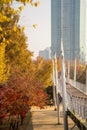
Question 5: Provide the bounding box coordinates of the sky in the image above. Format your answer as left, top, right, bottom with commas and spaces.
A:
18, 0, 51, 59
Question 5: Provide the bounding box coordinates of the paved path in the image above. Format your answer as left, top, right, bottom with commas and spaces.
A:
29, 106, 79, 130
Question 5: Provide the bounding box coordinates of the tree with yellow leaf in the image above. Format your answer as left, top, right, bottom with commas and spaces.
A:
33, 57, 53, 88
0, 43, 9, 83
0, 0, 40, 83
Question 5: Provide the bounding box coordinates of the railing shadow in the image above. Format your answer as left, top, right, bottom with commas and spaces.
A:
27, 118, 34, 130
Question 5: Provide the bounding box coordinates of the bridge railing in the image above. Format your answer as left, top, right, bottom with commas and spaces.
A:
67, 93, 87, 121
69, 79, 86, 94
58, 78, 87, 121
58, 79, 62, 94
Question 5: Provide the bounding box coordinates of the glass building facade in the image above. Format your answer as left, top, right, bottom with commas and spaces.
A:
51, 0, 87, 62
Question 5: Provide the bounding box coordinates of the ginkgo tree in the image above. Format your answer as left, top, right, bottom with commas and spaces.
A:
0, 43, 9, 83
0, 0, 40, 6
33, 57, 53, 88
0, 0, 51, 126
0, 0, 40, 83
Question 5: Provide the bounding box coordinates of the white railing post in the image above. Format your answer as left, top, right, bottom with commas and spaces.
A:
61, 42, 68, 130
61, 0, 68, 129
54, 54, 60, 124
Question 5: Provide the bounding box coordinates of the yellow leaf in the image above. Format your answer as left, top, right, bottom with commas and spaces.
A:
19, 5, 24, 11
34, 1, 40, 7
32, 24, 38, 29
0, 26, 2, 31
13, 26, 17, 32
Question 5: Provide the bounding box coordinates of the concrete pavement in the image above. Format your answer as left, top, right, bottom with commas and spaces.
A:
29, 106, 79, 130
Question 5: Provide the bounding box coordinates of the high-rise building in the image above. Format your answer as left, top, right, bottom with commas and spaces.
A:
51, 0, 87, 62
39, 47, 51, 60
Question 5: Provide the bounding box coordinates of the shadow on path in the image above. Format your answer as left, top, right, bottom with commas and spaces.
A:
0, 111, 34, 130
19, 112, 34, 130
30, 108, 79, 130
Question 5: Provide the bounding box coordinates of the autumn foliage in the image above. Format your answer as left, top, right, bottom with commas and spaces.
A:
67, 61, 86, 84
0, 0, 52, 125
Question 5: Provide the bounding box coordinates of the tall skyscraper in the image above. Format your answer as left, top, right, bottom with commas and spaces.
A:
51, 0, 87, 62
39, 47, 51, 60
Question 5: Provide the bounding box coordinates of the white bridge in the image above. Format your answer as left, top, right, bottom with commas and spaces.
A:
58, 78, 87, 129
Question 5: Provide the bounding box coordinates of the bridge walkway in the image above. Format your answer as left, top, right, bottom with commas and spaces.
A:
66, 83, 87, 129
58, 78, 87, 129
